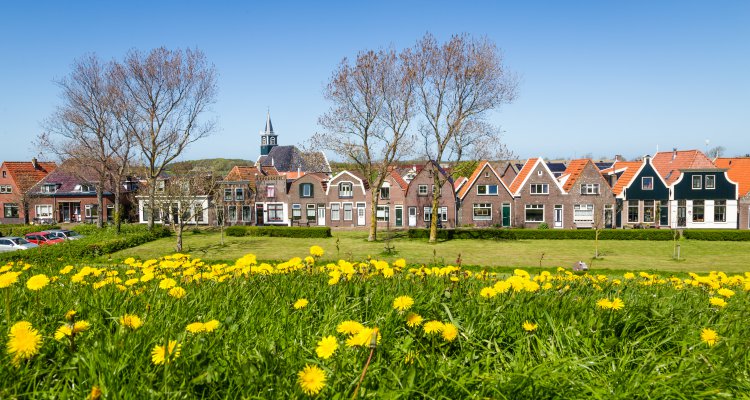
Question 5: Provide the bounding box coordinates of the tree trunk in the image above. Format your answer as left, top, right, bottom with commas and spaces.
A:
96, 188, 104, 228
175, 223, 183, 252
148, 177, 156, 230
428, 170, 441, 243
368, 191, 379, 242
114, 185, 122, 234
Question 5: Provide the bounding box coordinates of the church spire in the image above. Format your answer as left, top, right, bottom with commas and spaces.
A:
260, 109, 278, 156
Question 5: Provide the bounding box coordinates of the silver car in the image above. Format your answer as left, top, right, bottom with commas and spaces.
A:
0, 237, 40, 252
43, 229, 84, 241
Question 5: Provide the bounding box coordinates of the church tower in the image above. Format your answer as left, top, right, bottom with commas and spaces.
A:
260, 110, 278, 156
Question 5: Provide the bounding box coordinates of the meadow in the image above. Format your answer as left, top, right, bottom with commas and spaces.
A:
2, 246, 749, 398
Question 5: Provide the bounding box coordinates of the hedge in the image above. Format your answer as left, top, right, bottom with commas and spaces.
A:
0, 224, 60, 237
407, 228, 676, 241
225, 226, 332, 238
682, 230, 750, 241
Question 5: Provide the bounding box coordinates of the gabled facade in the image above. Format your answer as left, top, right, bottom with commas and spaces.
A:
616, 156, 670, 228
373, 170, 408, 229
287, 173, 329, 226
668, 169, 738, 229
559, 159, 616, 229
714, 157, 750, 229
136, 174, 213, 226
255, 175, 289, 226
457, 161, 514, 227
0, 159, 56, 224
326, 170, 369, 228
221, 166, 260, 226
403, 161, 456, 229
509, 158, 567, 228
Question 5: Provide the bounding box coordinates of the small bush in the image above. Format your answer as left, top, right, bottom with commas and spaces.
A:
0, 224, 60, 237
537, 222, 549, 230
225, 226, 332, 238
407, 228, 675, 241
683, 230, 750, 241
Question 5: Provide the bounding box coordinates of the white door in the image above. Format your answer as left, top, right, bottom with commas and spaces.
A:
408, 207, 417, 227
554, 205, 563, 228
317, 205, 325, 226
357, 203, 366, 226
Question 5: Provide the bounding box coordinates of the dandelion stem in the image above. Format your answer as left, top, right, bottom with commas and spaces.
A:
352, 329, 378, 399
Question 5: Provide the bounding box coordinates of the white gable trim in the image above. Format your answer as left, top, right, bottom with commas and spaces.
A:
512, 158, 566, 197
460, 162, 513, 200
617, 157, 670, 200
326, 170, 366, 195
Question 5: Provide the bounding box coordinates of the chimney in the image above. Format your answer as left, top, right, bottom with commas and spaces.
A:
32, 158, 38, 170
672, 148, 677, 161
614, 154, 622, 162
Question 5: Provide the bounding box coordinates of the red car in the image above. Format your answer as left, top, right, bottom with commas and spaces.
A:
24, 232, 65, 246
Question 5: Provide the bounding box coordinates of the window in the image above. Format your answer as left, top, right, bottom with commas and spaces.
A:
477, 185, 498, 195
530, 184, 549, 195
339, 182, 353, 198
77, 184, 94, 192
1, 171, 4, 178
224, 188, 233, 201
377, 205, 389, 222
195, 204, 206, 223
418, 184, 428, 196
628, 202, 639, 223
267, 204, 284, 222
262, 136, 267, 145
301, 183, 313, 198
241, 205, 251, 222
580, 183, 600, 195
705, 175, 715, 189
4, 203, 19, 218
642, 177, 654, 191
266, 185, 276, 198
438, 207, 448, 222
379, 185, 390, 200
270, 136, 276, 144
692, 200, 704, 222
573, 204, 594, 223
343, 203, 353, 221
292, 204, 302, 220
692, 175, 702, 190
228, 206, 237, 222
0, 185, 12, 193
330, 203, 340, 221
714, 200, 726, 222
473, 203, 492, 220
307, 204, 316, 220
525, 204, 544, 222
235, 188, 244, 201
643, 200, 655, 223
156, 180, 165, 192
84, 204, 99, 218
41, 184, 57, 194
423, 207, 432, 222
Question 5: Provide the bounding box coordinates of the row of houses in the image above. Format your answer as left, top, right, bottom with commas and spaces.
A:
2, 114, 749, 230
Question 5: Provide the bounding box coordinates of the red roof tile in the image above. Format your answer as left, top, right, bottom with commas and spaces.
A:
607, 161, 643, 196
2, 161, 57, 193
560, 159, 591, 192
652, 150, 716, 185
458, 160, 489, 198
389, 169, 409, 191
715, 157, 750, 197
508, 158, 541, 195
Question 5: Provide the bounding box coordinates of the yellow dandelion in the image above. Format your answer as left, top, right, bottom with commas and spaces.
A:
73, 320, 90, 333
168, 286, 186, 299
294, 298, 309, 310
441, 323, 458, 342
700, 328, 719, 347
0, 271, 21, 288
120, 314, 143, 330
89, 385, 102, 400
346, 327, 380, 348
392, 295, 414, 312
54, 325, 72, 340
480, 287, 497, 298
158, 278, 176, 290
7, 321, 42, 363
151, 340, 181, 365
609, 298, 625, 310
26, 274, 50, 291
709, 297, 727, 308
203, 319, 220, 332
717, 288, 735, 298
309, 245, 325, 258
315, 335, 338, 359
65, 310, 77, 321
423, 320, 444, 335
297, 364, 326, 396
336, 320, 364, 335
596, 298, 612, 309
393, 259, 406, 269
406, 313, 423, 328
186, 322, 205, 333
522, 321, 538, 332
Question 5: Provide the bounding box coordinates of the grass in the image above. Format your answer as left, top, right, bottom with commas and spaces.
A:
109, 229, 750, 273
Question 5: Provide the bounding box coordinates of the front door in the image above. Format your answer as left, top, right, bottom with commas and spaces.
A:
356, 203, 366, 226
408, 207, 417, 227
255, 205, 264, 226
502, 203, 511, 227
554, 205, 563, 228
604, 206, 613, 229
677, 200, 687, 227
659, 204, 669, 226
317, 205, 326, 226
395, 206, 403, 227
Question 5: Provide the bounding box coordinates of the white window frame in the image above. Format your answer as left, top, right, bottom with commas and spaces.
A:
4, 203, 19, 218
573, 204, 594, 223
330, 203, 340, 221
228, 205, 238, 222
339, 182, 353, 198
224, 188, 233, 201
477, 185, 498, 196
418, 184, 428, 196
692, 200, 705, 222
301, 183, 313, 198
343, 203, 353, 221
627, 201, 639, 223
524, 204, 544, 222
472, 203, 492, 220
423, 207, 432, 222
267, 203, 284, 222
379, 183, 390, 200
705, 175, 715, 190
643, 200, 655, 223
714, 200, 726, 222
530, 183, 549, 195
292, 203, 302, 220
306, 203, 316, 221
692, 175, 702, 190
266, 185, 276, 198
376, 205, 389, 222
642, 177, 654, 191
41, 184, 57, 194
580, 183, 600, 195
0, 185, 13, 193
235, 188, 244, 201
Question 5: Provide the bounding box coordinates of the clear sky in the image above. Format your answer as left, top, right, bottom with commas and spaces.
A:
1, 1, 748, 163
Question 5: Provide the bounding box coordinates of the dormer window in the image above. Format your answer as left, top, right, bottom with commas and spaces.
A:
300, 183, 313, 198
339, 182, 353, 198
76, 184, 95, 192
156, 180, 165, 193
41, 184, 57, 193
379, 183, 390, 200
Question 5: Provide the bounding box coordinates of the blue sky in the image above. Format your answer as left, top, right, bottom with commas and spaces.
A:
1, 1, 748, 163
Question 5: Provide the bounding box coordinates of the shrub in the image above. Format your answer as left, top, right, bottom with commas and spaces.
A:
407, 228, 675, 241
537, 222, 549, 230
0, 224, 60, 237
225, 226, 332, 238
683, 230, 750, 241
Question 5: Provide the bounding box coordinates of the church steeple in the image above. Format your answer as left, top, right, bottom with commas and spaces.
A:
260, 109, 278, 156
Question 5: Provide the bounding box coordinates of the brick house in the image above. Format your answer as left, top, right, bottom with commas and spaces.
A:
287, 173, 329, 226
135, 174, 214, 226
0, 159, 56, 224
714, 157, 750, 229
403, 161, 457, 229
221, 166, 261, 226
558, 159, 617, 229
508, 158, 567, 228
374, 170, 409, 229
255, 175, 290, 226
326, 170, 369, 228
456, 160, 514, 228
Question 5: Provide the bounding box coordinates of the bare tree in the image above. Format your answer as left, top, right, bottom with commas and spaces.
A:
40, 54, 123, 228
707, 146, 725, 159
407, 33, 518, 242
115, 47, 217, 230
315, 48, 414, 241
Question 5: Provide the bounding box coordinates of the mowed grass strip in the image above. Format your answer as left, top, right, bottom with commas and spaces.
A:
110, 230, 750, 273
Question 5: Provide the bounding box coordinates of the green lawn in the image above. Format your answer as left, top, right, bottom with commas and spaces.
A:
110, 229, 750, 273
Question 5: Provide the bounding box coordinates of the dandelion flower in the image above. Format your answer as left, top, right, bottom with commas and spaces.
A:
65, 310, 77, 321
309, 246, 325, 258
158, 278, 176, 290
120, 314, 143, 330
609, 298, 625, 310
168, 286, 186, 299
0, 271, 21, 288
89, 386, 102, 400
709, 297, 727, 308
59, 265, 74, 275
54, 325, 73, 340
203, 320, 220, 332
441, 323, 458, 342
423, 320, 444, 335
186, 322, 205, 333
336, 320, 364, 335
596, 298, 612, 309
393, 259, 406, 269
700, 328, 719, 347
73, 321, 90, 333
480, 287, 497, 298
297, 364, 326, 395
522, 321, 538, 332
717, 288, 735, 298
346, 327, 380, 348
315, 335, 338, 359
294, 298, 309, 310
406, 313, 423, 328
7, 321, 42, 363
26, 274, 50, 291
392, 295, 414, 312
151, 340, 181, 365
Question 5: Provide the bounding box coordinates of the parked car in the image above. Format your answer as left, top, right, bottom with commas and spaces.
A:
24, 232, 65, 246
0, 237, 39, 252
43, 229, 84, 241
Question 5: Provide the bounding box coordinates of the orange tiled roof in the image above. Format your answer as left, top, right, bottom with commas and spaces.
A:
389, 170, 409, 191
715, 157, 750, 197
224, 166, 261, 191
560, 159, 591, 192
652, 150, 716, 185
508, 158, 541, 194
2, 161, 57, 193
607, 161, 643, 196
454, 177, 468, 193
458, 160, 489, 198
284, 171, 306, 180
